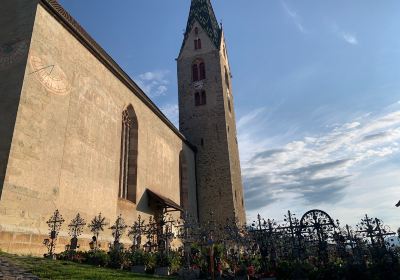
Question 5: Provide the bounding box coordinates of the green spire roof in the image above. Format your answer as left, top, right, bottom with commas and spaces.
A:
182, 0, 222, 50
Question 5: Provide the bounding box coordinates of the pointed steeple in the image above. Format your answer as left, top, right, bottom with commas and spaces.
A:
183, 0, 222, 49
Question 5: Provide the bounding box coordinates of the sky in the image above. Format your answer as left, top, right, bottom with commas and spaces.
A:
58, 0, 400, 230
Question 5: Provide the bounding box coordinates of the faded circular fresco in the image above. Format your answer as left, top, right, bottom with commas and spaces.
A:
0, 39, 29, 71
29, 53, 71, 96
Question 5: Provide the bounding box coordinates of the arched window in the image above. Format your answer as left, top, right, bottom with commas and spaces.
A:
195, 91, 206, 106
119, 105, 138, 203
201, 91, 206, 105
194, 27, 199, 35
192, 64, 199, 82
179, 151, 189, 210
199, 62, 206, 80
194, 39, 202, 50
195, 92, 200, 106
192, 60, 205, 82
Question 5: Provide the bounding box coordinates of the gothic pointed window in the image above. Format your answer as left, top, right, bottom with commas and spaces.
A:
192, 59, 205, 82
195, 92, 200, 106
192, 64, 199, 82
194, 39, 202, 50
201, 91, 206, 105
195, 91, 206, 106
119, 105, 138, 203
199, 62, 206, 80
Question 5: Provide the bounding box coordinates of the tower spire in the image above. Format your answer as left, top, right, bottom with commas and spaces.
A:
183, 0, 221, 49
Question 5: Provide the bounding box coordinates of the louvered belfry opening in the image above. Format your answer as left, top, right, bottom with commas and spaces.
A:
119, 105, 138, 203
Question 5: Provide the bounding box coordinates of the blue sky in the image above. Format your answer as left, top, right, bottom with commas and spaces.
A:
58, 0, 400, 229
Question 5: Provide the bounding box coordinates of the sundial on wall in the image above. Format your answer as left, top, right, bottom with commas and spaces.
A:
0, 39, 29, 71
29, 51, 71, 96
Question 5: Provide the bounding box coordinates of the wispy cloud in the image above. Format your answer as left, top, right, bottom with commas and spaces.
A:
332, 23, 358, 45
135, 70, 170, 98
238, 103, 400, 222
281, 1, 307, 34
160, 103, 179, 128
342, 32, 358, 45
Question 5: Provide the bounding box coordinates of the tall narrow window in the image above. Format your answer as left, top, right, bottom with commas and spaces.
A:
194, 39, 202, 50
195, 91, 206, 106
201, 91, 206, 105
228, 96, 232, 113
179, 151, 189, 210
119, 105, 138, 203
199, 62, 206, 80
195, 92, 200, 106
192, 59, 205, 82
192, 64, 199, 82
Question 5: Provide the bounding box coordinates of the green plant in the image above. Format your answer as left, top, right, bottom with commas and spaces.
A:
108, 248, 129, 269
156, 252, 170, 267
84, 250, 110, 267
129, 250, 145, 266
169, 251, 182, 273
144, 253, 157, 272
56, 250, 86, 263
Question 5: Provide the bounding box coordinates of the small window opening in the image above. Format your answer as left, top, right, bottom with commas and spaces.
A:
194, 39, 202, 50
195, 91, 206, 106
201, 138, 204, 146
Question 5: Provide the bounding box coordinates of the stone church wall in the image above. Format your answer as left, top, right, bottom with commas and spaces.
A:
0, 0, 197, 255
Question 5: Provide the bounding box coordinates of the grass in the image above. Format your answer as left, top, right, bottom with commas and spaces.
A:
0, 252, 171, 280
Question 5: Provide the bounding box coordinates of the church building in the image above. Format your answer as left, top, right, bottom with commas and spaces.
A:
0, 0, 246, 254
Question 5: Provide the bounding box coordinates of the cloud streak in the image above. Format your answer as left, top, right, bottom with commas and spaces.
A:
238, 103, 400, 216
281, 1, 307, 33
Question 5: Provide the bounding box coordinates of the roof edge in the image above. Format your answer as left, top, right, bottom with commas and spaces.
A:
39, 0, 195, 152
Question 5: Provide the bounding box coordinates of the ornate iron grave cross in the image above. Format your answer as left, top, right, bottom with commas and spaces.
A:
44, 209, 65, 257
110, 214, 127, 249
68, 213, 86, 250
88, 213, 108, 250
128, 215, 146, 251
356, 214, 395, 248
143, 216, 159, 252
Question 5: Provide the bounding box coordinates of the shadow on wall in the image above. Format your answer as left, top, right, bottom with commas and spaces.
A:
136, 191, 152, 215
0, 0, 38, 199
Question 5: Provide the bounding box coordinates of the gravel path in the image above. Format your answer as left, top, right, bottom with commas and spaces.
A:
0, 256, 39, 280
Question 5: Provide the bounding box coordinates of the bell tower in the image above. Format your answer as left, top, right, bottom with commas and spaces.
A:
177, 0, 246, 225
